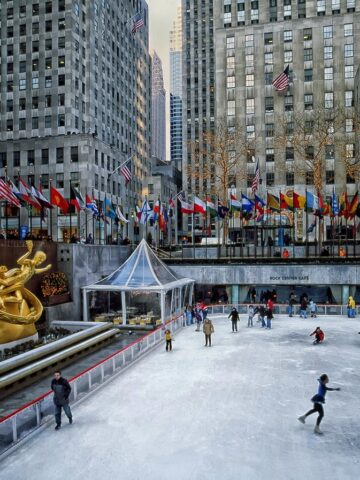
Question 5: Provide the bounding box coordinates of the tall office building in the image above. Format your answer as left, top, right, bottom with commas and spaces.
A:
0, 0, 151, 241
170, 4, 183, 172
215, 0, 360, 198
151, 50, 166, 161
182, 0, 215, 198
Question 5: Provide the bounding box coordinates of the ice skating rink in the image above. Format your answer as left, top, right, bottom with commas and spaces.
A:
1, 315, 359, 480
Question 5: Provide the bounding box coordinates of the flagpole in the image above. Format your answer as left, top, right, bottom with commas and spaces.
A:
92, 188, 96, 244
305, 189, 309, 258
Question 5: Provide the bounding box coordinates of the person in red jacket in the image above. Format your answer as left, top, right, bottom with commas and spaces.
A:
310, 327, 324, 345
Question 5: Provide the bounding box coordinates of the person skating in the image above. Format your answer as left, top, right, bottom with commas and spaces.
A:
259, 304, 266, 327
228, 307, 239, 332
203, 318, 214, 346
288, 292, 296, 317
309, 299, 317, 318
310, 327, 324, 344
265, 308, 273, 329
165, 329, 172, 351
298, 374, 341, 434
347, 296, 356, 318
300, 297, 308, 318
247, 305, 255, 327
51, 370, 73, 430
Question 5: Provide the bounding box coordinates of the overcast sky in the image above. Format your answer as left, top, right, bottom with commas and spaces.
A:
147, 0, 180, 158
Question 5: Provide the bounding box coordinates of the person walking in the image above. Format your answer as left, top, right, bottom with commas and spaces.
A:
310, 327, 324, 345
247, 305, 255, 327
298, 374, 341, 434
300, 297, 308, 318
165, 329, 172, 351
195, 308, 203, 331
203, 318, 214, 347
228, 307, 239, 332
51, 371, 73, 430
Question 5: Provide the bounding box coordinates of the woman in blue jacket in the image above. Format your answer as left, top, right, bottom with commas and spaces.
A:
298, 374, 341, 434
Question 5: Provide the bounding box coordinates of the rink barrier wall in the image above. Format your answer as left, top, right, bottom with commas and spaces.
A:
205, 303, 359, 316
0, 314, 185, 459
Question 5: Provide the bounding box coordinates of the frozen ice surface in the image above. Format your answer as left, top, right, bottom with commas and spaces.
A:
1, 315, 360, 480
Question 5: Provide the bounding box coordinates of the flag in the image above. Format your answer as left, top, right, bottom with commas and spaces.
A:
131, 12, 144, 34
194, 196, 206, 215
70, 185, 85, 212
86, 194, 99, 217
339, 192, 350, 219
293, 192, 306, 209
251, 161, 260, 193
135, 205, 141, 222
179, 198, 194, 214
241, 194, 254, 212
332, 190, 339, 216
139, 200, 152, 224
229, 193, 242, 211
120, 158, 132, 185
18, 178, 41, 209
115, 205, 128, 223
280, 192, 293, 210
104, 197, 117, 219
206, 197, 218, 217
272, 65, 290, 91
152, 199, 161, 222
0, 179, 21, 207
31, 186, 53, 209
176, 190, 186, 202
348, 192, 359, 219
255, 194, 266, 220
306, 191, 319, 213
267, 192, 280, 211
50, 185, 69, 213
307, 220, 317, 234
169, 196, 175, 209
218, 199, 229, 218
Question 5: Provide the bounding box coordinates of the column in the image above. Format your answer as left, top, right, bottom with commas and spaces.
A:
121, 291, 127, 325
82, 289, 88, 322
231, 285, 239, 305
342, 285, 350, 306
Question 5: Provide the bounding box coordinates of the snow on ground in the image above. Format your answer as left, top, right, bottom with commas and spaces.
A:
1, 314, 360, 480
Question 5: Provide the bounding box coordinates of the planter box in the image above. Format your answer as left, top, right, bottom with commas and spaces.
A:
43, 292, 71, 306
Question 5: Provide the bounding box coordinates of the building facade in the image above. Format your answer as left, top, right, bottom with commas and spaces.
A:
170, 4, 183, 173
215, 0, 360, 200
0, 0, 151, 242
151, 50, 166, 161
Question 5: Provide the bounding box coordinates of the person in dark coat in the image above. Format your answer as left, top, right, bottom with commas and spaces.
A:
51, 371, 73, 430
228, 307, 239, 332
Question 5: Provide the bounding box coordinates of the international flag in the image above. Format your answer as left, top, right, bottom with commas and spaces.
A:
115, 205, 128, 223
206, 197, 218, 217
307, 220, 317, 234
50, 185, 69, 214
152, 199, 161, 222
86, 194, 99, 217
176, 190, 186, 203
131, 12, 144, 34
120, 158, 132, 185
229, 193, 242, 211
348, 192, 359, 219
31, 186, 53, 209
255, 194, 266, 220
331, 189, 339, 216
169, 196, 175, 209
194, 196, 206, 215
140, 199, 152, 224
293, 192, 306, 209
280, 192, 293, 210
179, 198, 194, 214
218, 199, 229, 218
339, 192, 350, 219
70, 185, 86, 212
306, 191, 319, 213
272, 65, 290, 92
0, 179, 21, 207
251, 160, 260, 193
241, 194, 254, 212
135, 205, 141, 222
267, 192, 280, 211
104, 197, 117, 219
18, 178, 41, 209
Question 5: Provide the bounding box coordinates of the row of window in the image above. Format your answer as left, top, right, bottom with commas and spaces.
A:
5, 94, 65, 112
4, 1, 65, 19
4, 37, 65, 56
0, 146, 77, 169
2, 18, 66, 38
5, 56, 65, 74
5, 115, 66, 131
5, 75, 65, 92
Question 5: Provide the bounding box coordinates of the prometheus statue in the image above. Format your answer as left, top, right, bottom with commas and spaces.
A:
0, 241, 51, 345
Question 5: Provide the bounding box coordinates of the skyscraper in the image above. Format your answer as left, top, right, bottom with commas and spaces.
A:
170, 5, 183, 172
0, 0, 151, 242
151, 50, 166, 161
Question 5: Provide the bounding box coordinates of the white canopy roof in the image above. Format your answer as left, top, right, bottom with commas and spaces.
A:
83, 239, 194, 292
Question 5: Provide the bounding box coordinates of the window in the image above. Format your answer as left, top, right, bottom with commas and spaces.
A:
286, 172, 294, 186
32, 97, 39, 109
246, 74, 254, 87
56, 174, 64, 189
58, 18, 66, 30
19, 61, 27, 73
304, 49, 313, 61
305, 121, 314, 134
45, 95, 52, 108
6, 100, 13, 112
303, 28, 312, 41
19, 98, 26, 111
41, 175, 49, 189
7, 45, 14, 56
266, 148, 274, 162
265, 97, 274, 113
20, 5, 26, 18
344, 24, 353, 37
304, 68, 313, 82
325, 92, 334, 108
32, 23, 39, 35
32, 4, 39, 15
264, 33, 273, 45
45, 116, 52, 128
7, 26, 14, 38
283, 48, 293, 63
284, 30, 292, 42
266, 173, 275, 187
56, 148, 64, 163
32, 59, 39, 71
19, 79, 27, 90
20, 43, 27, 54
19, 119, 26, 130
264, 53, 273, 64
305, 171, 314, 185
345, 91, 353, 107
325, 145, 335, 158
344, 44, 353, 57
45, 39, 52, 51
45, 20, 52, 32
326, 171, 334, 184
41, 149, 49, 165
332, 0, 340, 12
223, 12, 231, 26
345, 119, 353, 132
304, 93, 313, 110
59, 0, 65, 11
227, 56, 235, 69
347, 0, 355, 11
58, 37, 66, 49
227, 76, 235, 88
265, 123, 274, 137
7, 81, 14, 93
7, 120, 13, 132
20, 24, 27, 36
323, 25, 333, 39
285, 95, 293, 111
58, 114, 65, 127
324, 67, 333, 80
317, 0, 326, 14
13, 151, 20, 168
32, 117, 39, 129
246, 125, 255, 139
227, 100, 235, 116
58, 94, 65, 106
226, 36, 235, 49
45, 76, 52, 88
245, 55, 254, 66
346, 144, 355, 159
27, 150, 35, 166
46, 58, 52, 70
265, 73, 273, 85
33, 41, 39, 53
286, 122, 294, 135
246, 98, 255, 115
345, 65, 354, 78
71, 147, 78, 163
58, 75, 65, 86
46, 2, 52, 13
58, 56, 65, 68
245, 34, 254, 47
324, 46, 333, 59
32, 77, 39, 89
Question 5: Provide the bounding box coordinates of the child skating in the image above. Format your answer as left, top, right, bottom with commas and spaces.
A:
310, 327, 324, 344
247, 305, 254, 327
298, 374, 341, 434
165, 329, 172, 351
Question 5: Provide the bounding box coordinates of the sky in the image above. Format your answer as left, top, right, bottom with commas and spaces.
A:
147, 0, 180, 159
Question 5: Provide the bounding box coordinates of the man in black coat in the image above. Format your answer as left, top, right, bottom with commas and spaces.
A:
51, 371, 73, 430
228, 307, 240, 332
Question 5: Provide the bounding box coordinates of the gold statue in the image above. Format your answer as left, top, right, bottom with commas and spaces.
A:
0, 241, 51, 345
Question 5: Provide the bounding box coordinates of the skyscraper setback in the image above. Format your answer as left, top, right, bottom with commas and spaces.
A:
151, 50, 166, 161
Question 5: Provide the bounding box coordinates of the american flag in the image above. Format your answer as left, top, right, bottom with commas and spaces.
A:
272, 65, 290, 91
176, 191, 186, 202
0, 179, 21, 207
251, 160, 260, 194
131, 12, 144, 34
120, 158, 132, 185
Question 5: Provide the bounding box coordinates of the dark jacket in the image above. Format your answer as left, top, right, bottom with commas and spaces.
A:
228, 309, 239, 322
311, 378, 335, 404
51, 377, 71, 406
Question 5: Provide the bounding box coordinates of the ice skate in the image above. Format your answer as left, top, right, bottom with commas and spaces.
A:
297, 415, 306, 424
314, 425, 323, 435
